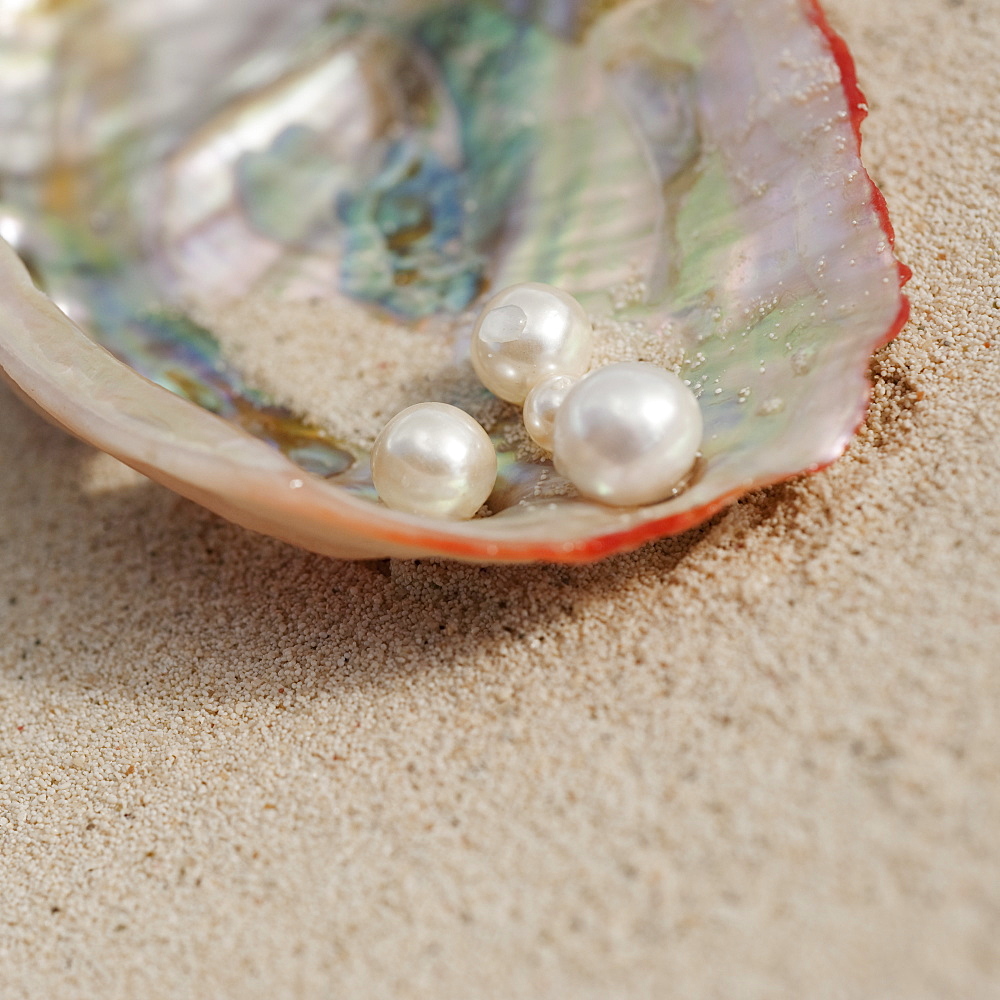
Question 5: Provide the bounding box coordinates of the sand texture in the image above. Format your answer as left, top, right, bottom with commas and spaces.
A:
2, 0, 999, 996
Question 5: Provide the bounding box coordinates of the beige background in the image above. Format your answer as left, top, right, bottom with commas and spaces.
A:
2, 0, 999, 996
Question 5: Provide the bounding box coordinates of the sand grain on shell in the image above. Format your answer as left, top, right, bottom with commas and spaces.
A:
196, 294, 492, 449
198, 289, 688, 462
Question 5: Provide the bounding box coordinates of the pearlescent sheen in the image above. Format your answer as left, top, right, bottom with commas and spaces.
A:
371, 403, 496, 519
523, 373, 577, 452
554, 362, 702, 507
471, 283, 593, 404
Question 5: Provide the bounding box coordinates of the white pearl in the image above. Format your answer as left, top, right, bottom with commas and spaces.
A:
371, 403, 497, 519
522, 373, 577, 452
553, 362, 702, 507
471, 282, 593, 404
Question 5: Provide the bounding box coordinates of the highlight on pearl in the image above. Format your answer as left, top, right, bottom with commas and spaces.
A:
371, 402, 497, 519
471, 282, 593, 404
553, 362, 703, 507
522, 373, 577, 452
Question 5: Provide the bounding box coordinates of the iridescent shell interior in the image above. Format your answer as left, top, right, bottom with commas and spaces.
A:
0, 0, 908, 561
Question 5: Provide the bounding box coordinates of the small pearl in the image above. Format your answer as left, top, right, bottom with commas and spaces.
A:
371, 403, 497, 519
471, 282, 593, 404
553, 362, 702, 507
523, 374, 576, 452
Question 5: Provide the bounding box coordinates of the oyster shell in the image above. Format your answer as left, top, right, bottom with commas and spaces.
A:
0, 0, 909, 562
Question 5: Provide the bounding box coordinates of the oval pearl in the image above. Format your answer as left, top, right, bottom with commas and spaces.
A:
553, 362, 702, 507
522, 373, 577, 452
471, 282, 593, 404
371, 403, 497, 519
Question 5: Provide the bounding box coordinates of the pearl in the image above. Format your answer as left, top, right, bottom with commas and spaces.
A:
553, 362, 702, 507
522, 373, 577, 452
371, 403, 497, 519
471, 282, 593, 404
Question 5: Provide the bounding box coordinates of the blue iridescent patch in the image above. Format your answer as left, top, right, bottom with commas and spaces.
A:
338, 140, 485, 318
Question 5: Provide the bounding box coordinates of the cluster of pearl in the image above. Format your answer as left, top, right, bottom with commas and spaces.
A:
371, 283, 703, 519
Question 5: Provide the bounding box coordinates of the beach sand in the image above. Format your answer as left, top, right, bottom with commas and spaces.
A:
1, 0, 999, 996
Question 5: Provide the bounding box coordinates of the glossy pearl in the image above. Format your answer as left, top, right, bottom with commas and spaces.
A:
371, 403, 497, 519
522, 373, 576, 452
471, 282, 593, 404
553, 362, 702, 507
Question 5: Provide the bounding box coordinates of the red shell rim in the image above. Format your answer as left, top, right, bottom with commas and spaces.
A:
382, 0, 912, 564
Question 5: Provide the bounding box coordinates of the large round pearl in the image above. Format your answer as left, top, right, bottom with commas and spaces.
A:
371, 403, 497, 519
522, 373, 576, 452
553, 362, 702, 507
471, 282, 593, 404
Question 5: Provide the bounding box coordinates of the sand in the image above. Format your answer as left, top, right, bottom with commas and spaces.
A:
198, 284, 684, 460
2, 0, 999, 996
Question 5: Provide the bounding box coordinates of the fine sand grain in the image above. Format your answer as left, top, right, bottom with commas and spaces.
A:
2, 0, 999, 997
197, 286, 685, 459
